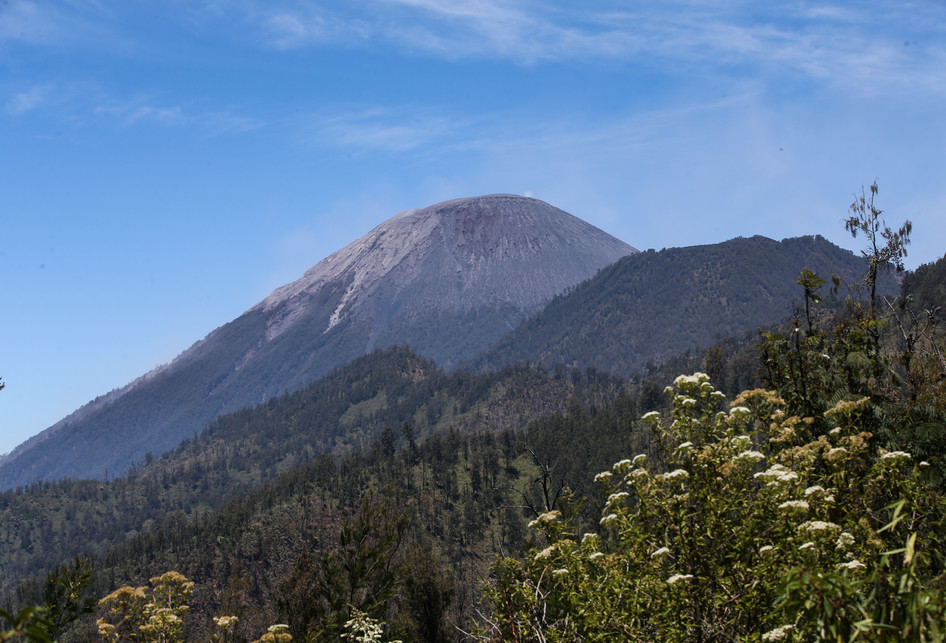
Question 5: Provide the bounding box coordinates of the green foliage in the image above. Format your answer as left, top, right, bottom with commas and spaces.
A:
762, 251, 946, 484
482, 374, 946, 641
276, 493, 407, 641
42, 555, 95, 634
0, 347, 622, 602
342, 608, 401, 643
1, 206, 942, 641
0, 606, 52, 642
845, 181, 912, 318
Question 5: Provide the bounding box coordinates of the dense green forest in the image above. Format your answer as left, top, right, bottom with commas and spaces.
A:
0, 348, 631, 600
2, 214, 945, 640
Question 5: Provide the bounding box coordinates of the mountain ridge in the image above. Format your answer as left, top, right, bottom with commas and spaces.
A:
469, 233, 900, 376
0, 195, 634, 488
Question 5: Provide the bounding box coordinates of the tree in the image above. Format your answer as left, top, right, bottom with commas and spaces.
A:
844, 181, 912, 321
276, 493, 407, 641
43, 555, 95, 634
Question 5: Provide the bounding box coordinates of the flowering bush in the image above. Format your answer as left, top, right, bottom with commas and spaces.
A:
97, 571, 193, 643
483, 374, 946, 641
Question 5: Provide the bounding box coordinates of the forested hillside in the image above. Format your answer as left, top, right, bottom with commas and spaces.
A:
0, 347, 626, 602
2, 233, 944, 640
470, 235, 899, 376
2, 362, 648, 641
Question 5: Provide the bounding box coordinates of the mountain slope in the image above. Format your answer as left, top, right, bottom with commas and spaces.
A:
0, 345, 627, 599
0, 195, 634, 489
469, 235, 899, 376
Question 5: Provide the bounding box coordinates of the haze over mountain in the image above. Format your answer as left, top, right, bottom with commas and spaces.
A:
0, 195, 634, 489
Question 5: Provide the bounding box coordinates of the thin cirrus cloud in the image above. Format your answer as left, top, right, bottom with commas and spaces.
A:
0, 0, 123, 49
5, 83, 52, 115
251, 0, 946, 95
301, 106, 468, 153
92, 98, 265, 135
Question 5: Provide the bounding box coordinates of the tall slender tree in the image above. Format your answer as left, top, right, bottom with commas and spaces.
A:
844, 181, 912, 321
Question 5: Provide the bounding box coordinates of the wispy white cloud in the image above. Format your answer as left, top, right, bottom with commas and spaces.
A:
5, 83, 52, 115
301, 105, 467, 152
96, 101, 186, 127
239, 0, 946, 97
0, 0, 121, 48
93, 98, 264, 135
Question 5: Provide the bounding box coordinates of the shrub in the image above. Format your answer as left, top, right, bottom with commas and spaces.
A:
482, 374, 946, 641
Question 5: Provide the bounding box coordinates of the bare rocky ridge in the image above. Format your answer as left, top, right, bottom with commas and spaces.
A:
0, 195, 635, 487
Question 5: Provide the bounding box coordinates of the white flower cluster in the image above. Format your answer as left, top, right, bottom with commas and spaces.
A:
836, 532, 855, 549
641, 411, 661, 423
733, 450, 765, 464
666, 573, 694, 585
213, 616, 239, 629
881, 451, 912, 464
594, 471, 613, 483
341, 611, 384, 642
613, 459, 633, 474
837, 559, 866, 571
528, 510, 561, 528
535, 546, 555, 561
778, 500, 810, 514
673, 373, 710, 388
762, 624, 794, 641
798, 520, 840, 533
729, 406, 752, 422
651, 546, 671, 558
606, 492, 629, 507
755, 463, 799, 486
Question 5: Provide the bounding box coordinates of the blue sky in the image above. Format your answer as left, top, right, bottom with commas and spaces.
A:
2, 0, 945, 456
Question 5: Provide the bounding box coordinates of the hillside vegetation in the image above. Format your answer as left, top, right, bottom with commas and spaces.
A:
2, 198, 944, 641
470, 235, 898, 376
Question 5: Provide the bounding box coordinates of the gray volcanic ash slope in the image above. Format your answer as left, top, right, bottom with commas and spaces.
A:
0, 195, 635, 488
254, 194, 637, 364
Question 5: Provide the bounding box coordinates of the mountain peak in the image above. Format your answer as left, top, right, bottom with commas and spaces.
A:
254, 194, 636, 342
